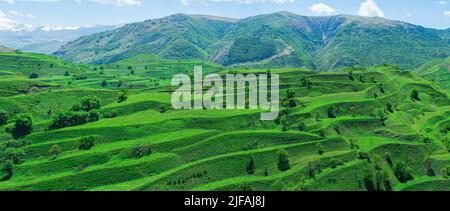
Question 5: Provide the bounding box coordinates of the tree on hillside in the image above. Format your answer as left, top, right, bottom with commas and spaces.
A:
79, 136, 95, 151
48, 145, 62, 159
297, 118, 306, 131
0, 148, 25, 164
286, 89, 296, 99
349, 138, 359, 150
411, 90, 421, 101
75, 96, 102, 112
101, 80, 108, 87
277, 149, 291, 172
264, 168, 269, 177
317, 143, 325, 155
118, 90, 128, 103
327, 106, 336, 118
359, 75, 365, 83
441, 166, 449, 178
307, 162, 319, 178
378, 83, 385, 94
281, 116, 289, 132
386, 102, 394, 113
0, 160, 14, 181
160, 105, 167, 113
348, 71, 355, 81
393, 161, 414, 183
29, 73, 38, 79
132, 144, 152, 158
10, 114, 33, 139
378, 109, 387, 126
246, 156, 256, 175
424, 159, 436, 177
0, 110, 8, 126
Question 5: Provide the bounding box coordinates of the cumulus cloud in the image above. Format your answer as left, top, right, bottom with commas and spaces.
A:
88, 0, 141, 6
358, 0, 384, 17
0, 10, 33, 31
4, 0, 142, 6
180, 0, 294, 6
444, 11, 450, 17
309, 3, 335, 15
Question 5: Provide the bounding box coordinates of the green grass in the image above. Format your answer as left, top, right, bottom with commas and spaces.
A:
0, 52, 449, 191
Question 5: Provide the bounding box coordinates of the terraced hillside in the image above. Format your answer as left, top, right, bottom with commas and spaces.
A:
0, 52, 449, 191
416, 57, 450, 91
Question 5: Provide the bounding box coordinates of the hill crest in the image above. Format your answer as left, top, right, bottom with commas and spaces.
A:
54, 12, 450, 71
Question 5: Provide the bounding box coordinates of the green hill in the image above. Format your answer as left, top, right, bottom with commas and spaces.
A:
415, 57, 450, 91
0, 53, 448, 191
55, 12, 449, 71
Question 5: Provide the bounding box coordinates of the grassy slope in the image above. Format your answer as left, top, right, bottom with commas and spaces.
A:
0, 53, 449, 191
415, 57, 450, 91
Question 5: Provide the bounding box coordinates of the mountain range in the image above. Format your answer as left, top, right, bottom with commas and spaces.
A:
0, 45, 13, 52
0, 25, 117, 54
54, 12, 450, 71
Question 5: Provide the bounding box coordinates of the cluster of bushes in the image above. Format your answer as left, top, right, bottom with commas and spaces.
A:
79, 136, 96, 151
0, 110, 8, 126
277, 89, 298, 131
131, 144, 152, 159
49, 97, 102, 130
4, 114, 33, 139
49, 110, 100, 130
73, 75, 88, 80
166, 171, 208, 187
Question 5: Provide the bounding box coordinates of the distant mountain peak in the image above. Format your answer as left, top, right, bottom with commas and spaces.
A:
0, 45, 14, 52
54, 12, 450, 71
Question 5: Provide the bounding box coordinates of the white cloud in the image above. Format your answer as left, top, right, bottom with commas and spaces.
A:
0, 10, 34, 31
358, 0, 384, 17
308, 3, 335, 15
444, 11, 450, 17
88, 0, 141, 6
4, 0, 142, 6
438, 1, 447, 5
0, 10, 18, 30
9, 10, 35, 18
180, 0, 294, 6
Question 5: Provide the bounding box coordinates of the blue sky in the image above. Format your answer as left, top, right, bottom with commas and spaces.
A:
0, 0, 449, 30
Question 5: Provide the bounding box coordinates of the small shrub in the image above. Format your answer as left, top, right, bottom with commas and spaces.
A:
29, 73, 38, 79
0, 110, 8, 126
118, 91, 128, 103
48, 145, 62, 159
79, 136, 95, 151
246, 156, 256, 175
327, 106, 336, 118
411, 90, 421, 101
393, 161, 414, 183
10, 114, 33, 139
0, 148, 26, 164
132, 144, 152, 158
317, 143, 325, 155
277, 149, 290, 172
297, 118, 306, 131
